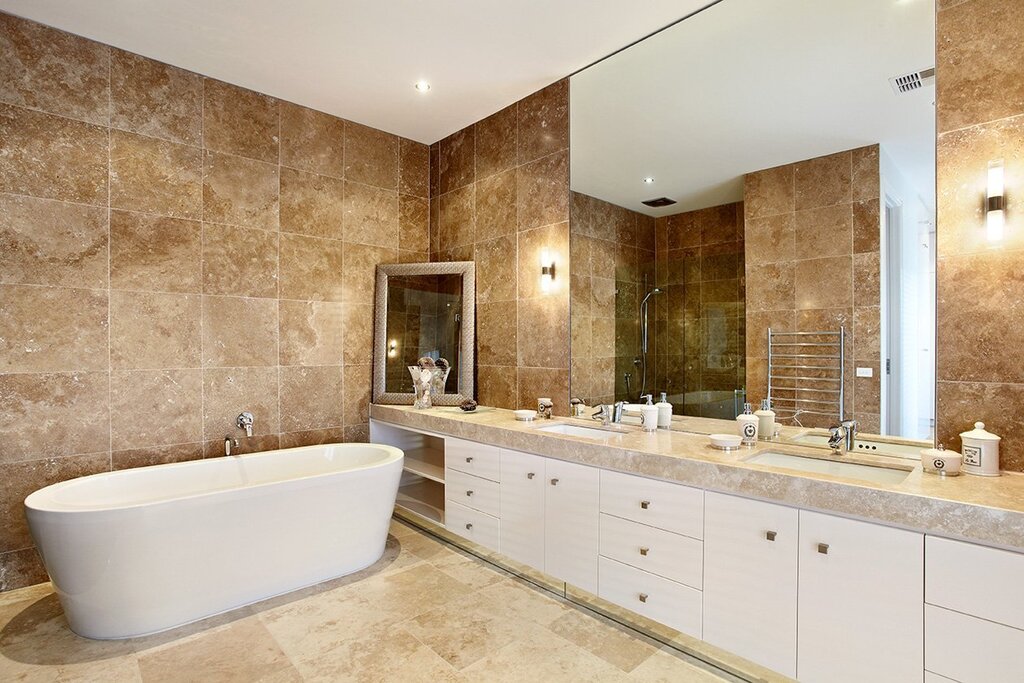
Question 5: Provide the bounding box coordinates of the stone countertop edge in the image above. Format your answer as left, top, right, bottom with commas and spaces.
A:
370, 404, 1024, 553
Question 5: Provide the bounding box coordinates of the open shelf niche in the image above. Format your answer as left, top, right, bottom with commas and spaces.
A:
370, 420, 446, 525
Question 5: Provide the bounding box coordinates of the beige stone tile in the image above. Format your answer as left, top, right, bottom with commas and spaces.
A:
0, 194, 108, 289
0, 454, 110, 554
743, 165, 793, 219
427, 546, 510, 591
399, 194, 430, 253
202, 367, 279, 439
546, 608, 660, 673
110, 210, 202, 294
342, 364, 372, 426
341, 303, 374, 365
279, 167, 345, 240
794, 204, 853, 260
794, 150, 851, 211
342, 242, 396, 306
477, 365, 517, 410
345, 121, 399, 190
279, 365, 344, 432
343, 180, 399, 248
476, 170, 517, 243
202, 79, 279, 163
626, 646, 729, 682
518, 79, 568, 165
110, 129, 202, 219
279, 102, 344, 177
0, 103, 108, 205
279, 233, 345, 302
937, 0, 1024, 134
202, 295, 278, 367
110, 49, 202, 145
0, 371, 109, 463
0, 14, 109, 124
201, 223, 279, 298
0, 285, 108, 373
110, 369, 202, 450
399, 138, 429, 198
109, 290, 200, 370
794, 256, 851, 310
111, 442, 204, 471
517, 150, 569, 232
278, 300, 345, 366
439, 127, 475, 194
203, 150, 279, 230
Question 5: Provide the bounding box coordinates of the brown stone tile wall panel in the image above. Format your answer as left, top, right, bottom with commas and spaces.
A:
439, 185, 475, 249
0, 194, 108, 289
279, 167, 345, 240
439, 127, 475, 194
399, 138, 429, 198
341, 243, 395, 307
110, 49, 202, 145
518, 79, 568, 165
0, 548, 48, 592
112, 442, 204, 471
0, 104, 108, 205
279, 102, 344, 177
109, 290, 200, 370
345, 122, 399, 190
475, 105, 517, 180
937, 380, 1024, 472
278, 300, 345, 367
110, 129, 201, 219
475, 170, 517, 242
278, 428, 346, 449
343, 181, 399, 248
201, 223, 279, 298
477, 303, 517, 366
0, 285, 108, 373
279, 233, 345, 302
477, 365, 517, 410
202, 367, 280, 439
343, 365, 372, 426
203, 150, 279, 230
744, 165, 794, 219
110, 369, 203, 450
202, 296, 278, 367
280, 365, 344, 433
517, 150, 569, 231
475, 236, 518, 304
110, 210, 202, 293
203, 79, 279, 163
399, 195, 430, 253
341, 303, 374, 366
794, 150, 852, 210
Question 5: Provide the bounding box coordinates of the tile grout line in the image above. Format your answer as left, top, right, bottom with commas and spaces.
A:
106, 45, 113, 474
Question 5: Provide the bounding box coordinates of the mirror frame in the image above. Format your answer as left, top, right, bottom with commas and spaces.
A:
372, 261, 476, 406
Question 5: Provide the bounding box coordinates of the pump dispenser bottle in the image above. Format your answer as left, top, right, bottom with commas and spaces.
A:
737, 402, 759, 445
755, 399, 776, 441
656, 392, 672, 429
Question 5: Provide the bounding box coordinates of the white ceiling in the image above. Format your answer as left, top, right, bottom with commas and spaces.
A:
570, 0, 936, 216
0, 0, 712, 144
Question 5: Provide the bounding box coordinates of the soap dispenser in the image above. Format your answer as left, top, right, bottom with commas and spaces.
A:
755, 399, 776, 441
655, 392, 672, 429
737, 402, 759, 445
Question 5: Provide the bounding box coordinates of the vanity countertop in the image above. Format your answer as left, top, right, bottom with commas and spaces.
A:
370, 404, 1024, 552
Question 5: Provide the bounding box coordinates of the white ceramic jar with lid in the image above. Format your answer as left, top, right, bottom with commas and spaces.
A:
960, 422, 1001, 476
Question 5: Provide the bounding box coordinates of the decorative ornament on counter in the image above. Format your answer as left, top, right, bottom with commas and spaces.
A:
459, 399, 478, 412
921, 444, 961, 476
408, 366, 434, 409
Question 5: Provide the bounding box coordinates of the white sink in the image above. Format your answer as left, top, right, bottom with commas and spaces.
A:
535, 424, 621, 440
788, 431, 926, 458
746, 451, 911, 485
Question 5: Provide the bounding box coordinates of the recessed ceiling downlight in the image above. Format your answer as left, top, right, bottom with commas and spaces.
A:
414, 80, 431, 93
642, 177, 655, 184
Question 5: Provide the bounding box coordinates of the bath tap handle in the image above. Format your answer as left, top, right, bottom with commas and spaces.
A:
236, 411, 254, 438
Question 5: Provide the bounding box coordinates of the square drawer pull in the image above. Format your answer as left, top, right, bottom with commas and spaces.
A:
550, 478, 559, 486
818, 542, 829, 555
639, 547, 650, 556
640, 500, 651, 509
465, 457, 473, 463
466, 490, 474, 497
638, 593, 649, 603
527, 472, 535, 479
465, 523, 473, 530
766, 530, 777, 542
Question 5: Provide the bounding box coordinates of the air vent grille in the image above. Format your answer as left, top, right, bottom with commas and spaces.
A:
642, 197, 677, 208
889, 67, 935, 95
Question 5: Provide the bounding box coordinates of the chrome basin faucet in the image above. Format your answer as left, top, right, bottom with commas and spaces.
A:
828, 419, 858, 454
592, 401, 626, 426
236, 411, 254, 437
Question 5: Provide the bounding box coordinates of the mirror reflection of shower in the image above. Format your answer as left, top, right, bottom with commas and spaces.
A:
638, 287, 662, 399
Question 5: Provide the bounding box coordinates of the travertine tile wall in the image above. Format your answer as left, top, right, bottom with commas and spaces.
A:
0, 13, 429, 590
743, 145, 881, 431
654, 202, 746, 417
569, 191, 656, 406
429, 80, 571, 414
935, 0, 1024, 471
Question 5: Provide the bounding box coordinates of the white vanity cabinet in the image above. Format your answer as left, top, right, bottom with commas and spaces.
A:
703, 492, 799, 678
498, 449, 546, 569
544, 458, 600, 593
797, 510, 923, 683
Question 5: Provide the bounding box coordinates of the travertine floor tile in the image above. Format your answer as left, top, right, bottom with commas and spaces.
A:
546, 608, 660, 673
627, 646, 737, 682
427, 546, 510, 590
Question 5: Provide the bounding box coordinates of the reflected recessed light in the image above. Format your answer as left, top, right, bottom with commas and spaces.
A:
642, 177, 655, 184
414, 80, 431, 93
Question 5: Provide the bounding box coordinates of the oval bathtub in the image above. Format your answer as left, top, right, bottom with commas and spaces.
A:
25, 443, 404, 639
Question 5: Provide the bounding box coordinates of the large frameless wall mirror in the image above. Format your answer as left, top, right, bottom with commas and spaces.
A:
373, 262, 476, 405
569, 0, 935, 442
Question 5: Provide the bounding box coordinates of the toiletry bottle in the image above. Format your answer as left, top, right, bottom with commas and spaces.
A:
656, 392, 672, 429
737, 403, 759, 445
755, 399, 776, 441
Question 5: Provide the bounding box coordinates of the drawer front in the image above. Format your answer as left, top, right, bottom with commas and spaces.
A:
598, 556, 702, 638
926, 535, 1024, 631
600, 469, 703, 538
599, 513, 703, 589
926, 604, 1024, 683
498, 449, 546, 571
445, 468, 500, 517
446, 500, 500, 552
445, 437, 501, 482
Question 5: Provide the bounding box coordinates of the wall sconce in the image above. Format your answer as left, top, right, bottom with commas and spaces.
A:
387, 339, 398, 358
987, 159, 1005, 243
540, 248, 556, 293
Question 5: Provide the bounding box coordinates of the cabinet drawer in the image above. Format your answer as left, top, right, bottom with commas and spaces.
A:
445, 468, 500, 517
598, 556, 701, 638
446, 500, 500, 552
926, 604, 1024, 683
926, 535, 1024, 631
445, 437, 500, 482
599, 513, 703, 589
599, 470, 703, 539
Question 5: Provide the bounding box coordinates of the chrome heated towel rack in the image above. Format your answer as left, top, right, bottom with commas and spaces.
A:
767, 327, 845, 424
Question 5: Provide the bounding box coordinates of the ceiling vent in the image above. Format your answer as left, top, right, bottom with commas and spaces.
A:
642, 197, 677, 208
889, 67, 935, 95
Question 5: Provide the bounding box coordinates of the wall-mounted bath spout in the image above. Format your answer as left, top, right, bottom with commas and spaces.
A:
236, 411, 254, 438
224, 436, 239, 456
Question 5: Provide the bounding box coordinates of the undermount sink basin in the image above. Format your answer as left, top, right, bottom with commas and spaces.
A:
746, 451, 912, 485
535, 424, 621, 440
788, 431, 925, 458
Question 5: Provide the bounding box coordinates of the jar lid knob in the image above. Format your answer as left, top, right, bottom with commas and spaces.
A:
976, 421, 985, 429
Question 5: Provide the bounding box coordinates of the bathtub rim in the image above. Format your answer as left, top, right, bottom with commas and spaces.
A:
24, 442, 404, 515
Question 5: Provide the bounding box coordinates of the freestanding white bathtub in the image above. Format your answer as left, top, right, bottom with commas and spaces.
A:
24, 443, 403, 639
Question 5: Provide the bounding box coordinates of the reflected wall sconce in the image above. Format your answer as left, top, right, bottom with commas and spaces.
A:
540, 248, 556, 294
987, 159, 1005, 243
387, 339, 398, 358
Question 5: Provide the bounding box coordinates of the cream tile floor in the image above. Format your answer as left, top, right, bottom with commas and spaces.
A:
0, 519, 733, 682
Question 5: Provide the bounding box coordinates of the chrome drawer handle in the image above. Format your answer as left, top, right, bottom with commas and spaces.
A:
466, 490, 474, 497
466, 457, 474, 463
766, 530, 777, 542
527, 472, 535, 479
640, 500, 651, 510
638, 593, 649, 603
818, 543, 829, 555
550, 478, 559, 486
639, 547, 650, 556
466, 523, 473, 530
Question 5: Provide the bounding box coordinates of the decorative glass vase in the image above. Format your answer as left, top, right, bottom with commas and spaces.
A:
408, 366, 434, 409
430, 367, 452, 397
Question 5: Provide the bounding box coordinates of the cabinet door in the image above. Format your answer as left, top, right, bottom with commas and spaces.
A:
798, 510, 923, 683
703, 492, 798, 678
498, 449, 546, 571
544, 458, 600, 594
